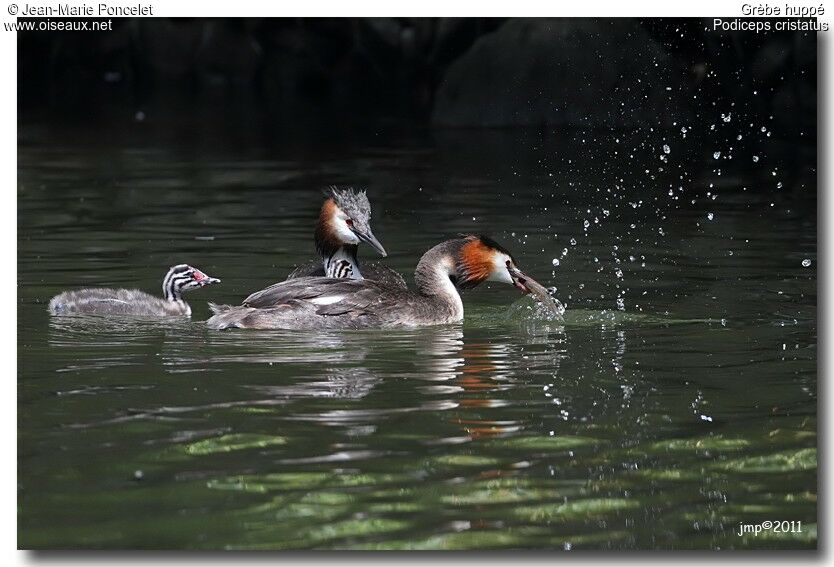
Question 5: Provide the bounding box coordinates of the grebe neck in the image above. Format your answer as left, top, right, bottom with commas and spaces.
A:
413, 241, 464, 319
162, 271, 184, 302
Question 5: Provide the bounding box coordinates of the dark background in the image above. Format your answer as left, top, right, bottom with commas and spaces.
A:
18, 18, 816, 139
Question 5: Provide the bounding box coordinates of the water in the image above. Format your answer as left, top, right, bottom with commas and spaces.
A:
18, 118, 816, 549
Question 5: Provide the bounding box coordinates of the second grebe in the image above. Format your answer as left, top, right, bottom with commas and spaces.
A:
48, 264, 221, 317
206, 235, 558, 330
286, 187, 400, 282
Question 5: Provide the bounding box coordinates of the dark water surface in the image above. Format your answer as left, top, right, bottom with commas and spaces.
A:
18, 118, 816, 549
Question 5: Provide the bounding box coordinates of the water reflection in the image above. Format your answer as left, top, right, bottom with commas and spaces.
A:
250, 368, 379, 400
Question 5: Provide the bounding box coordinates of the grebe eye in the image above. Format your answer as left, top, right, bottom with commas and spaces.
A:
345, 218, 354, 227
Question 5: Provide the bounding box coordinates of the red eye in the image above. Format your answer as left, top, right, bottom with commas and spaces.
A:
345, 218, 354, 227
192, 271, 205, 282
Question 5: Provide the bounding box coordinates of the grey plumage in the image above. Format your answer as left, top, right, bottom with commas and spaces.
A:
49, 288, 193, 317
49, 264, 221, 317
207, 236, 558, 331
207, 239, 469, 330
326, 186, 372, 228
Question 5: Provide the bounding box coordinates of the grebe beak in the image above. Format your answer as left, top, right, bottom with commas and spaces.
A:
508, 265, 561, 316
195, 274, 221, 286
353, 227, 388, 257
508, 266, 546, 297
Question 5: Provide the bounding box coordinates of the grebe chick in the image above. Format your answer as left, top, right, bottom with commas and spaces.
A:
49, 264, 221, 317
285, 186, 406, 288
207, 235, 557, 330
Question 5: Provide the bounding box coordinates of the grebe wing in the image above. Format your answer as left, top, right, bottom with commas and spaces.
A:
242, 277, 380, 310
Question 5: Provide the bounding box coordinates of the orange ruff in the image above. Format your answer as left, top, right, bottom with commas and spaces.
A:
459, 237, 496, 285
315, 198, 341, 254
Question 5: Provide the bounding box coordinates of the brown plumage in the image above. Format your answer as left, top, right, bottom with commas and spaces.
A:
314, 197, 343, 259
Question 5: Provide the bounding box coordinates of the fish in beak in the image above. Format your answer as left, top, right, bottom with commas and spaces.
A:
509, 266, 561, 316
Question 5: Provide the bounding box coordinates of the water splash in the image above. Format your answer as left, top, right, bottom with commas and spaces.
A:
505, 291, 566, 334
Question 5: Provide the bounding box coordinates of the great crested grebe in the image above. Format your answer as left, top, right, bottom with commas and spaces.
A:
206, 235, 558, 330
48, 264, 221, 317
285, 186, 404, 287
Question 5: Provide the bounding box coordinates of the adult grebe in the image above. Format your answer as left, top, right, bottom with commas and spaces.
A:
285, 186, 404, 287
206, 235, 557, 330
49, 264, 221, 317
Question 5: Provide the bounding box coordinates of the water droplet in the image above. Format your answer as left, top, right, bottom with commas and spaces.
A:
707, 212, 714, 221
583, 220, 590, 229
752, 155, 759, 163
713, 151, 721, 159
570, 238, 577, 246
663, 144, 671, 154
777, 182, 783, 189
802, 259, 812, 267
551, 258, 560, 267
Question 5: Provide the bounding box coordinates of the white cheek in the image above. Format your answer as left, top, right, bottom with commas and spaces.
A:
487, 253, 514, 284
333, 216, 359, 244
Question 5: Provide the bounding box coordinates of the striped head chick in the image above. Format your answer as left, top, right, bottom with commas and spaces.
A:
163, 264, 222, 302
314, 186, 387, 279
